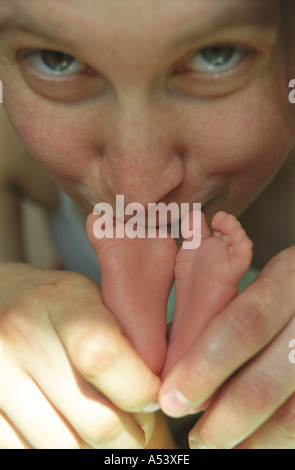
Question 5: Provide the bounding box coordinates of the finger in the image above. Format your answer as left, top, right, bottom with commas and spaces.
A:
0, 412, 32, 449
26, 333, 151, 449
159, 250, 295, 416
49, 274, 161, 412
236, 394, 295, 449
0, 370, 83, 449
188, 322, 295, 449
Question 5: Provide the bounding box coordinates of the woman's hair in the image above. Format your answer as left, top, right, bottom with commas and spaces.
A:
281, 0, 295, 53
284, 0, 295, 15
272, 0, 295, 130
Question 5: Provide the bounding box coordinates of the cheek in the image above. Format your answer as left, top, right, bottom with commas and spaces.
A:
4, 93, 95, 182
185, 92, 294, 186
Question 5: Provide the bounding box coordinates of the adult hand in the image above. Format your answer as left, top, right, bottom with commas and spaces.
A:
159, 247, 295, 449
0, 263, 160, 449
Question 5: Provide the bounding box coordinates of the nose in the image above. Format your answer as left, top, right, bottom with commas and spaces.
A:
99, 95, 185, 206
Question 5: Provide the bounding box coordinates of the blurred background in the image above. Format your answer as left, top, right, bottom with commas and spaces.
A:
22, 198, 60, 269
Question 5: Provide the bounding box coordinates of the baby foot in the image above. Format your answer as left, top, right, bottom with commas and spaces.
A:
86, 213, 178, 374
162, 211, 253, 379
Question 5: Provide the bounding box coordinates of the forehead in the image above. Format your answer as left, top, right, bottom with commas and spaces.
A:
1, 0, 280, 38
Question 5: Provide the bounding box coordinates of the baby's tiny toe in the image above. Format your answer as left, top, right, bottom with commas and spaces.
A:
232, 237, 253, 262
215, 213, 241, 237
211, 211, 227, 230
228, 226, 247, 246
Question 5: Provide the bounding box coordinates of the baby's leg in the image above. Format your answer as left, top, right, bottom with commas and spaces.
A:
86, 213, 178, 374
162, 211, 253, 378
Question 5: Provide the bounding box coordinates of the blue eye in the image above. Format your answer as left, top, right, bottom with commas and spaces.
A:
27, 50, 85, 76
189, 46, 246, 74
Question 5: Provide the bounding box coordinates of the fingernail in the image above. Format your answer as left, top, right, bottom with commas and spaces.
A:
160, 390, 192, 417
141, 402, 161, 413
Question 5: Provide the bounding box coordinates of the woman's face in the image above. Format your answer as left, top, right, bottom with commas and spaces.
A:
0, 0, 294, 222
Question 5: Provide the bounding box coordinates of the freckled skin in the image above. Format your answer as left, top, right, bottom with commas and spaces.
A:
1, 0, 293, 227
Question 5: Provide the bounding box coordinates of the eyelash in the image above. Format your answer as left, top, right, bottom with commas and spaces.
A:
21, 45, 247, 77
27, 50, 85, 76
19, 49, 95, 77
17, 48, 102, 101
17, 44, 254, 100
170, 44, 254, 97
186, 46, 247, 74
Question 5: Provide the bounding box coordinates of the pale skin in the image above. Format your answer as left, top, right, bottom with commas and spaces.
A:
0, 0, 295, 449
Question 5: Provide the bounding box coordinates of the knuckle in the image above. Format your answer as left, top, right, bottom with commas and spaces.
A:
37, 271, 97, 305
74, 328, 118, 377
229, 301, 267, 348
43, 272, 91, 298
236, 371, 281, 414
0, 300, 36, 342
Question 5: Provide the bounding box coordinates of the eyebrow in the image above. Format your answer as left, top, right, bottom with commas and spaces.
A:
0, 2, 63, 43
0, 5, 14, 32
207, 2, 278, 30
0, 15, 58, 43
0, 1, 279, 47
175, 1, 279, 45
